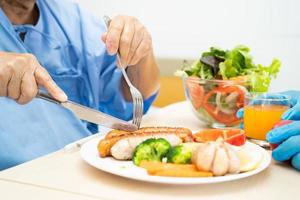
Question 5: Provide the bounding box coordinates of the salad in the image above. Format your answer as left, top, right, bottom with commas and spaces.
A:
176, 45, 281, 127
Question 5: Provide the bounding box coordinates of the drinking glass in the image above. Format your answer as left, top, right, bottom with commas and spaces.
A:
244, 93, 291, 146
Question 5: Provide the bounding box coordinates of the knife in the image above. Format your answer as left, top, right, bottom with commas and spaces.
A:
36, 92, 138, 132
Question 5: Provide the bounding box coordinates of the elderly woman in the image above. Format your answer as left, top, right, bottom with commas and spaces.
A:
0, 0, 159, 169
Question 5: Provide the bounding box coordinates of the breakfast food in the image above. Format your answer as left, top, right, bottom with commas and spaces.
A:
97, 127, 193, 159
97, 127, 263, 178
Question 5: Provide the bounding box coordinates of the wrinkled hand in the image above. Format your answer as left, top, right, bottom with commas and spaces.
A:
0, 52, 67, 104
101, 15, 153, 67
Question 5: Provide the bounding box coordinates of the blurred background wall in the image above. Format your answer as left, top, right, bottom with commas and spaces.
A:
73, 0, 300, 106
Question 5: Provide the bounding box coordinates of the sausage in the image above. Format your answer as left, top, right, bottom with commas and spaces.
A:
98, 127, 193, 158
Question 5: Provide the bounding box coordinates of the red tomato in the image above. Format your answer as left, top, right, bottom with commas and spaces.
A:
203, 85, 246, 125
186, 78, 205, 110
193, 129, 246, 146
270, 120, 293, 150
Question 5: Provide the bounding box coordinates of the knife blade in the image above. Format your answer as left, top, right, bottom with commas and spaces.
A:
36, 92, 138, 132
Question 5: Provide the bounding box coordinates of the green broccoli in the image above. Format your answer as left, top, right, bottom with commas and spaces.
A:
166, 145, 192, 164
132, 138, 171, 166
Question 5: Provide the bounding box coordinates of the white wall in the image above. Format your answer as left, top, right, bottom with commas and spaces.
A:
73, 0, 300, 92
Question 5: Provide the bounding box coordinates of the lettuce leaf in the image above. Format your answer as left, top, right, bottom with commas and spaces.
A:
175, 45, 281, 92
248, 59, 281, 92
176, 59, 214, 79
219, 45, 255, 79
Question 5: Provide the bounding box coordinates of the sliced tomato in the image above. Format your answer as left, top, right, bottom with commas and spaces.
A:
203, 84, 247, 125
193, 129, 246, 146
186, 78, 205, 110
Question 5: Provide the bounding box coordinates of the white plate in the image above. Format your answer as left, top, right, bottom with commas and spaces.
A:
80, 136, 271, 185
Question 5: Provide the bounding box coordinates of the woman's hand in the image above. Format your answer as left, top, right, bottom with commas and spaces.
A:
0, 52, 67, 104
101, 15, 153, 67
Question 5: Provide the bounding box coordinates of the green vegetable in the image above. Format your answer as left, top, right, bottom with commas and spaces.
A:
132, 138, 171, 166
248, 59, 281, 92
175, 45, 281, 92
166, 145, 192, 164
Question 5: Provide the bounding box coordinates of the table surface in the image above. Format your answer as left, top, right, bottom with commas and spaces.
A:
1, 101, 299, 200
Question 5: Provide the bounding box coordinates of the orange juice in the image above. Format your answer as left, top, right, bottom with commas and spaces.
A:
244, 104, 289, 140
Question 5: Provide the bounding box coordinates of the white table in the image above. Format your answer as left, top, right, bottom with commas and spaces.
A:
0, 101, 299, 200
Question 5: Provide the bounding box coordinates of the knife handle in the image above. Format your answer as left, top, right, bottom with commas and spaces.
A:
36, 91, 61, 105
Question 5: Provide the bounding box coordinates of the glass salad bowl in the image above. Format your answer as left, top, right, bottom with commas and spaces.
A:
183, 76, 249, 128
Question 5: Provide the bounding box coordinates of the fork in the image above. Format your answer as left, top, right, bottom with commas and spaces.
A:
103, 16, 144, 128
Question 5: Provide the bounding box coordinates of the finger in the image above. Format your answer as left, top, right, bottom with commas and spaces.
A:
17, 71, 38, 104
127, 23, 144, 66
291, 152, 300, 171
101, 32, 107, 43
34, 66, 67, 102
119, 20, 135, 66
106, 16, 125, 55
129, 35, 152, 66
267, 121, 300, 143
0, 67, 10, 96
282, 106, 300, 120
272, 135, 300, 161
280, 90, 299, 106
7, 70, 23, 100
282, 109, 293, 120
236, 108, 244, 119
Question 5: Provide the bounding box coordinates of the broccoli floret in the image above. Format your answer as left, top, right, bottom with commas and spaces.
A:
133, 138, 171, 166
166, 145, 192, 164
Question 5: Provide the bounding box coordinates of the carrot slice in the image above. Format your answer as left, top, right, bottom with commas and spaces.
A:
150, 169, 212, 177
139, 161, 212, 177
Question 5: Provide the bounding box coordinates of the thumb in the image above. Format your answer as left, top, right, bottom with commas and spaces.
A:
34, 66, 68, 102
101, 32, 107, 43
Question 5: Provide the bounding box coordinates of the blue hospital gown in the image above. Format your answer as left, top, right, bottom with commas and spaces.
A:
0, 0, 156, 170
